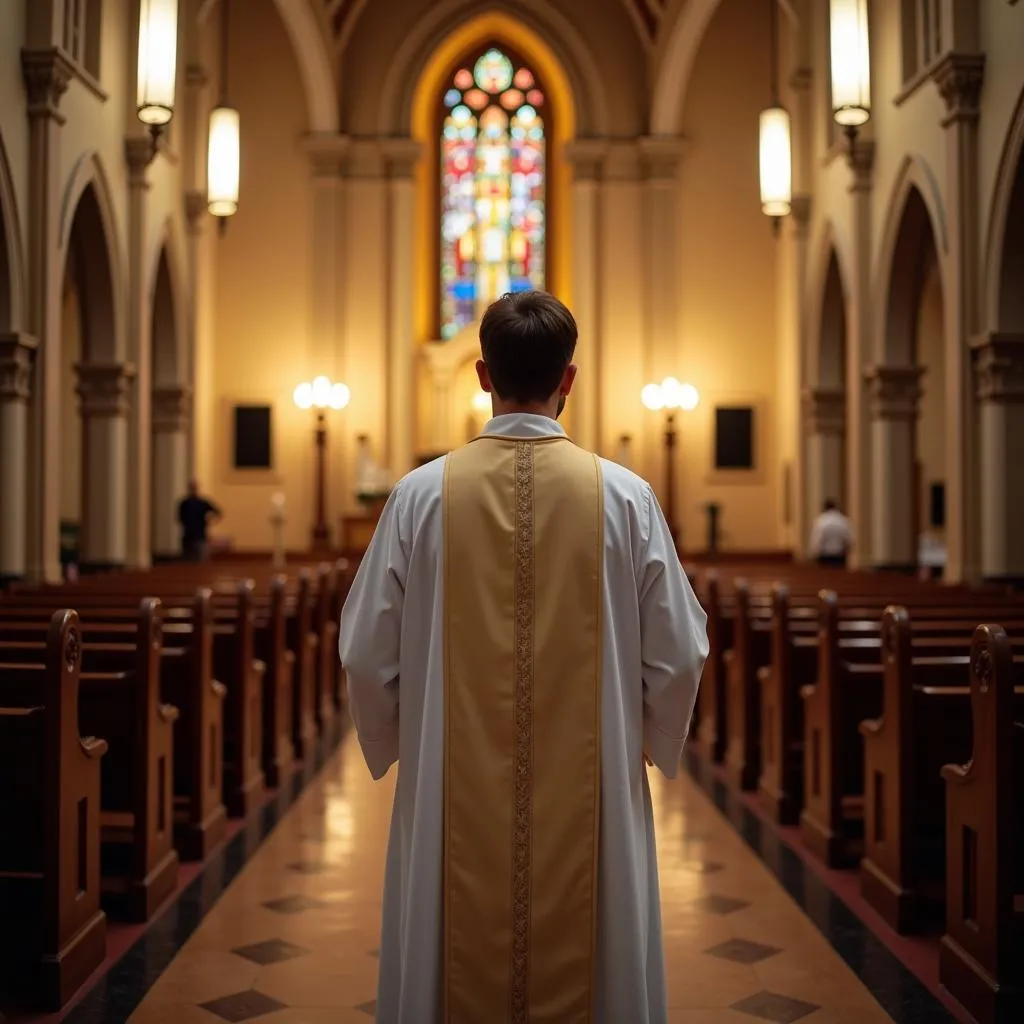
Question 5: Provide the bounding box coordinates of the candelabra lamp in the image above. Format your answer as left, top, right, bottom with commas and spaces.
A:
641, 376, 699, 547
293, 375, 350, 550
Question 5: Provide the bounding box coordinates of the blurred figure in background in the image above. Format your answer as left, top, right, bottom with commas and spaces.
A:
178, 481, 221, 562
809, 499, 853, 569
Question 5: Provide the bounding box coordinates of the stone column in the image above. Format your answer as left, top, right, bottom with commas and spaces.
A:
803, 386, 845, 533
125, 136, 154, 569
185, 189, 208, 483
845, 139, 875, 568
77, 363, 136, 570
151, 385, 192, 559
865, 365, 923, 570
382, 139, 420, 478
22, 48, 74, 582
0, 334, 39, 582
934, 53, 985, 583
972, 332, 1024, 580
564, 140, 608, 452
787, 196, 812, 555
639, 136, 686, 386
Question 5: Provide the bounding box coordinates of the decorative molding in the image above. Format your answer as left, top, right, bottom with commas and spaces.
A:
21, 47, 75, 123
186, 63, 209, 89
803, 386, 845, 436
972, 331, 1024, 403
153, 384, 193, 432
932, 52, 985, 128
184, 190, 207, 233
304, 132, 349, 178
564, 139, 609, 182
603, 140, 644, 182
846, 138, 876, 194
0, 332, 39, 402
638, 135, 688, 182
342, 137, 385, 180
76, 362, 136, 418
124, 136, 155, 188
864, 365, 924, 421
789, 67, 812, 93
380, 137, 422, 180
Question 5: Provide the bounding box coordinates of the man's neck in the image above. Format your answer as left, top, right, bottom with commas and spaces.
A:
491, 403, 558, 419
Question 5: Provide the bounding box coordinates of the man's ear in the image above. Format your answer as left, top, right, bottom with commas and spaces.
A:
560, 364, 578, 396
475, 359, 492, 392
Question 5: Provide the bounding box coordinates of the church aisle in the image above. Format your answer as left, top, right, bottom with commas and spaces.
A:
127, 734, 894, 1024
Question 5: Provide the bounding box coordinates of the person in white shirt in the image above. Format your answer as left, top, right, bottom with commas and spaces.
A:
339, 290, 709, 1023
809, 499, 853, 568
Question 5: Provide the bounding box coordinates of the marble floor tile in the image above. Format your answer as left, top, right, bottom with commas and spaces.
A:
128, 735, 897, 1022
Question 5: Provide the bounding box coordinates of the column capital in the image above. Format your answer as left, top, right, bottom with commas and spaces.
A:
564, 139, 609, 182
864, 364, 924, 420
803, 386, 845, 436
184, 190, 207, 233
971, 331, 1024, 402
186, 62, 208, 89
789, 67, 812, 92
303, 132, 349, 178
21, 47, 75, 123
342, 137, 385, 179
932, 52, 985, 128
77, 362, 136, 418
845, 138, 876, 193
153, 384, 193, 432
124, 136, 155, 188
638, 135, 688, 182
0, 332, 39, 402
380, 137, 422, 180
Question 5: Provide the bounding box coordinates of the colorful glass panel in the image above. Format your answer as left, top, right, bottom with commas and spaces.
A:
439, 48, 547, 340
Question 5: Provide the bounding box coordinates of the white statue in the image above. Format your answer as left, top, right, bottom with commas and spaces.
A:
354, 435, 391, 504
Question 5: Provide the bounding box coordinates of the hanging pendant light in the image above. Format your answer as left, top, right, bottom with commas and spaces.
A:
829, 0, 871, 136
207, 0, 239, 225
759, 0, 791, 228
136, 0, 179, 138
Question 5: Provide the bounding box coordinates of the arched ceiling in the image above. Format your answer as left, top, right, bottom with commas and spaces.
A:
320, 0, 667, 53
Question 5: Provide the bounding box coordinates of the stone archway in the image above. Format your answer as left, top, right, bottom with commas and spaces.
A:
804, 247, 848, 533
975, 88, 1024, 578
61, 179, 133, 571
150, 244, 190, 559
869, 184, 946, 571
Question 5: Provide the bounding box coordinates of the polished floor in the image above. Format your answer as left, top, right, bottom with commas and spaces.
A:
122, 734, 901, 1024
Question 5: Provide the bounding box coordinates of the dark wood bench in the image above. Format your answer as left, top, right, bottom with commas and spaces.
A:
0, 611, 108, 1010
0, 600, 181, 921
860, 607, 1024, 933
939, 624, 1024, 1024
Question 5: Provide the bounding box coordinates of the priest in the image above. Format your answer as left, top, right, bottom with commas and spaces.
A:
339, 290, 709, 1023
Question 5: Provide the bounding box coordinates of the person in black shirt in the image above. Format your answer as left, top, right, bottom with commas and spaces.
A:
178, 481, 221, 561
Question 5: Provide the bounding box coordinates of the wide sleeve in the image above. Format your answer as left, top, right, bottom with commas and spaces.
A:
338, 487, 408, 780
638, 485, 710, 779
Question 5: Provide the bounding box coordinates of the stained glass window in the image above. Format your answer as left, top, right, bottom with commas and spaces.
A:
440, 46, 546, 339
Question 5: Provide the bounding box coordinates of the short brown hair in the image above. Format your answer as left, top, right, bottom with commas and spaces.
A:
479, 291, 578, 403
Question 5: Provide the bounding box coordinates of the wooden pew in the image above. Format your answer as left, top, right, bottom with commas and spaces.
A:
859, 607, 1024, 933
696, 572, 728, 763
0, 600, 182, 921
0, 611, 108, 1010
255, 576, 295, 788
939, 625, 1024, 1024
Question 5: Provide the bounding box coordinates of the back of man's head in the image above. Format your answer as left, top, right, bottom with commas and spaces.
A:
823, 499, 837, 513
479, 291, 578, 404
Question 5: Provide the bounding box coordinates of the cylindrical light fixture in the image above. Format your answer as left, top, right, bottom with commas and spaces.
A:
207, 106, 240, 217
136, 0, 179, 129
759, 105, 792, 218
829, 0, 871, 131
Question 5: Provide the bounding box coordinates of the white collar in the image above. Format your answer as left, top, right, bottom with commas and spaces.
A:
480, 413, 566, 439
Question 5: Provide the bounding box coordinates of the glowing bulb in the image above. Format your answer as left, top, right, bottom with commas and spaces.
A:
678, 383, 700, 412
207, 106, 240, 217
311, 375, 331, 408
641, 383, 665, 411
329, 382, 351, 410
830, 0, 871, 128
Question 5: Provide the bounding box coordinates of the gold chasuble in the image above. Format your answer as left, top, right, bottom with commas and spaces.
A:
442, 434, 604, 1024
